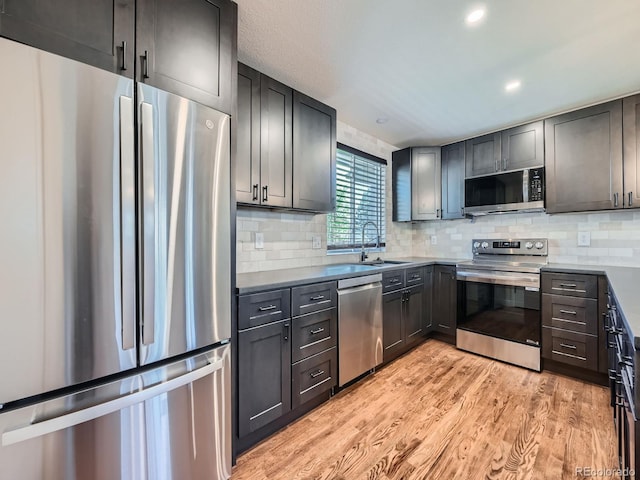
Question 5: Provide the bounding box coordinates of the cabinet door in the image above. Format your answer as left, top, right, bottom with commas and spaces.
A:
623, 94, 640, 209
0, 0, 134, 76
545, 100, 623, 213
423, 266, 434, 332
405, 285, 424, 346
501, 121, 544, 171
441, 142, 465, 219
411, 147, 441, 220
382, 290, 404, 363
238, 320, 291, 437
136, 0, 236, 114
236, 63, 261, 204
392, 148, 412, 222
292, 91, 336, 212
433, 266, 456, 334
465, 133, 501, 177
260, 75, 293, 208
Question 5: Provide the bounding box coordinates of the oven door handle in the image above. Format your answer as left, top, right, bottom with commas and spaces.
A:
456, 270, 540, 289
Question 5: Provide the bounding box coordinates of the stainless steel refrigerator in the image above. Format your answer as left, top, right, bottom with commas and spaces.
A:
0, 36, 232, 479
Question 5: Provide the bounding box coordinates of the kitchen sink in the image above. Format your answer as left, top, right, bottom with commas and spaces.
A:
356, 259, 409, 266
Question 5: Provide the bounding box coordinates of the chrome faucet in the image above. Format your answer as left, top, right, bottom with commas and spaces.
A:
360, 221, 380, 262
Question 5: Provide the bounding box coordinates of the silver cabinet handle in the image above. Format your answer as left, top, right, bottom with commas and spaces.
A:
2, 358, 223, 446
560, 343, 577, 350
119, 96, 136, 351
309, 295, 325, 301
121, 40, 127, 71
503, 158, 507, 170
614, 192, 619, 208
142, 50, 150, 79
262, 185, 268, 202
559, 309, 577, 315
141, 101, 155, 346
258, 304, 277, 312
310, 327, 325, 335
252, 184, 259, 201
495, 159, 499, 172
630, 192, 634, 207
389, 279, 401, 284
310, 370, 325, 379
559, 283, 577, 288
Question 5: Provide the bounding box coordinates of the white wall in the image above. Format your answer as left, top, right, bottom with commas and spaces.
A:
236, 121, 412, 274
237, 122, 640, 274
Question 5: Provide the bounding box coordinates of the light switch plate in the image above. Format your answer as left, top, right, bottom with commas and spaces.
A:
312, 235, 321, 249
255, 232, 264, 249
430, 235, 438, 245
577, 231, 591, 247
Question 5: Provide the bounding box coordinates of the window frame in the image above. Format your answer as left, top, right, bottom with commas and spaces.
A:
327, 143, 387, 254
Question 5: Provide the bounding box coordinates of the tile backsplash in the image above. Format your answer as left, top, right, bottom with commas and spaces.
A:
237, 121, 640, 274
412, 210, 640, 266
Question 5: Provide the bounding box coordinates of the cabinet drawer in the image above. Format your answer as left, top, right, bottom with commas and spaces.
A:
238, 289, 291, 330
541, 273, 597, 298
292, 282, 337, 316
292, 347, 337, 409
291, 308, 337, 363
542, 326, 598, 370
405, 267, 424, 286
382, 270, 405, 293
542, 294, 598, 335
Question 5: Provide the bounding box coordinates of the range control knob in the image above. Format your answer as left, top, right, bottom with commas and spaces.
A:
473, 241, 480, 249
525, 241, 534, 249
535, 241, 545, 250
481, 242, 489, 249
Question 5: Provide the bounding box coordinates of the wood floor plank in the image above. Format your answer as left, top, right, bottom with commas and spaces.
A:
232, 340, 619, 480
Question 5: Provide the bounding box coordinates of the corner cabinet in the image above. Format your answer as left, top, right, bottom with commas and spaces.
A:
392, 147, 441, 221
0, 0, 135, 77
545, 100, 623, 213
136, 0, 237, 114
441, 142, 465, 219
293, 91, 337, 211
236, 63, 336, 212
624, 94, 640, 209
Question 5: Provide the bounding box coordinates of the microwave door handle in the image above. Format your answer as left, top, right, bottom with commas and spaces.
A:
141, 101, 155, 346
119, 96, 136, 351
523, 169, 529, 203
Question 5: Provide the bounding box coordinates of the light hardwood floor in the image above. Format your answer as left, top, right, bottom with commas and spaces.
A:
232, 340, 619, 480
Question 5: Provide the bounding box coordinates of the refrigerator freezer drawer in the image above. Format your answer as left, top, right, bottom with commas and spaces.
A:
0, 344, 232, 480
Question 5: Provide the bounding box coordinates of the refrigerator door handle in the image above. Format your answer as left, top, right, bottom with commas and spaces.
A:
120, 96, 136, 351
141, 101, 156, 346
2, 356, 224, 447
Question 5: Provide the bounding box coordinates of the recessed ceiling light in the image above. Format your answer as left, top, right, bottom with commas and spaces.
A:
376, 117, 388, 124
466, 8, 485, 25
505, 80, 522, 92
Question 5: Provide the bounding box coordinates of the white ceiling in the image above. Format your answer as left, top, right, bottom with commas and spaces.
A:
235, 0, 640, 148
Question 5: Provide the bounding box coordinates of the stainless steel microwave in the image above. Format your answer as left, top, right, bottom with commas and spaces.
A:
464, 168, 544, 215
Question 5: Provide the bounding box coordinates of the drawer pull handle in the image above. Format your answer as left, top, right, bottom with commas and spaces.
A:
559, 283, 577, 288
390, 279, 401, 284
559, 343, 577, 350
310, 327, 325, 335
309, 295, 325, 301
258, 304, 277, 312
310, 370, 325, 379
438, 324, 450, 329
410, 275, 420, 280
559, 309, 577, 315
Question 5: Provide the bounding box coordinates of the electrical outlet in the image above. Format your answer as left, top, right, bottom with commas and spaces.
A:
577, 231, 591, 247
255, 232, 264, 249
312, 235, 322, 249
430, 235, 438, 245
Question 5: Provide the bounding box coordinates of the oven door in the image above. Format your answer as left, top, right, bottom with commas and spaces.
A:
457, 269, 541, 347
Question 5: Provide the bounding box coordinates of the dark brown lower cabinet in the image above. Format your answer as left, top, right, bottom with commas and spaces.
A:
238, 319, 291, 437
382, 277, 425, 364
432, 266, 457, 334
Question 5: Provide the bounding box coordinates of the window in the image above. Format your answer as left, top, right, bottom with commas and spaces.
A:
327, 143, 386, 252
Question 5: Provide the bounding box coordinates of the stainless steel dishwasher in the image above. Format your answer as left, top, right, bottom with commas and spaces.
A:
338, 273, 383, 386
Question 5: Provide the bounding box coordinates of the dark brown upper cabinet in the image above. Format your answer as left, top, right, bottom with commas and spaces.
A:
465, 133, 501, 177
136, 0, 237, 115
441, 142, 465, 219
0, 0, 134, 77
545, 100, 623, 213
500, 121, 544, 171
236, 63, 336, 212
293, 91, 337, 212
623, 94, 640, 209
392, 147, 441, 221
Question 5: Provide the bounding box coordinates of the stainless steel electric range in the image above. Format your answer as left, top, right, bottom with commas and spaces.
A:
456, 238, 548, 371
